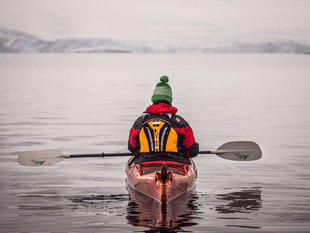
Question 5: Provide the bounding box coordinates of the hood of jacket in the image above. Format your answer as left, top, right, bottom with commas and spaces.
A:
145, 103, 178, 115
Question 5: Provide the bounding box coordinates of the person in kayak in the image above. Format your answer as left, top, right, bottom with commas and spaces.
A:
128, 75, 199, 163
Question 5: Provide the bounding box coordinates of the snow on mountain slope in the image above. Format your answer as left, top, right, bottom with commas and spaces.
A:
1, 28, 309, 53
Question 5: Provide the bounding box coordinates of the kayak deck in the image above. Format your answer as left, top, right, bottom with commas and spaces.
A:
126, 157, 197, 204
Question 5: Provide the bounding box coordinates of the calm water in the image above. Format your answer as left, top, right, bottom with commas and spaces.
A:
0, 53, 310, 232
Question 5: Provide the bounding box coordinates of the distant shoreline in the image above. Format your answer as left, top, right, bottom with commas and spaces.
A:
1, 28, 310, 54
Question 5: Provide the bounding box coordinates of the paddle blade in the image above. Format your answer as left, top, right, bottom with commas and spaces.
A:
215, 141, 262, 161
18, 150, 65, 166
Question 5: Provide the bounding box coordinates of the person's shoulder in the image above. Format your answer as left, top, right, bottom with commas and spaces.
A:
132, 112, 146, 128
171, 114, 189, 128
133, 112, 155, 127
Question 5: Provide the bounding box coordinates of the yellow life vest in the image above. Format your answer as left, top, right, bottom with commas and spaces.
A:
139, 119, 178, 153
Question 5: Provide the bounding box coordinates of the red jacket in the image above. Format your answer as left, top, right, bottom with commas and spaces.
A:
128, 103, 199, 158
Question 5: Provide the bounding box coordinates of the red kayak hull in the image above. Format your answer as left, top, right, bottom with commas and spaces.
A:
125, 157, 197, 204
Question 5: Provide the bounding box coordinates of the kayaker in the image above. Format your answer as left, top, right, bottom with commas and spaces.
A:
128, 75, 199, 163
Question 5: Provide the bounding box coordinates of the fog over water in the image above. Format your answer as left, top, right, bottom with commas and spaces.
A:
1, 0, 310, 46
0, 53, 310, 232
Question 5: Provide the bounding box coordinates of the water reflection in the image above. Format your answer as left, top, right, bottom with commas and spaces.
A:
18, 192, 130, 217
17, 187, 262, 232
215, 187, 262, 214
126, 185, 199, 233
214, 187, 262, 230
126, 187, 262, 232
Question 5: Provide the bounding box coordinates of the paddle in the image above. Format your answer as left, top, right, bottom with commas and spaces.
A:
199, 141, 262, 161
17, 141, 261, 166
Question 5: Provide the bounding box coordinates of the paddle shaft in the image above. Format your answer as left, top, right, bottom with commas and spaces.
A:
69, 152, 132, 158
199, 150, 212, 154
69, 151, 217, 158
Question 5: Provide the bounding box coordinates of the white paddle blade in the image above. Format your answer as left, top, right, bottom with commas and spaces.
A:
18, 150, 65, 166
215, 141, 262, 161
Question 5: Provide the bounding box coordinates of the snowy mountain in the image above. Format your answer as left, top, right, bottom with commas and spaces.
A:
0, 28, 148, 53
203, 41, 310, 54
1, 28, 310, 54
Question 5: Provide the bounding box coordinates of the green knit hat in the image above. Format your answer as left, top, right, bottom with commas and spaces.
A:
151, 75, 173, 103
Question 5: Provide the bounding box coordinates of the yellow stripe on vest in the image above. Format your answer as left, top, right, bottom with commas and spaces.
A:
139, 128, 150, 153
165, 128, 178, 152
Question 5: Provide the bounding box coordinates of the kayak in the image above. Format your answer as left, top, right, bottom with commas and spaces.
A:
125, 155, 197, 204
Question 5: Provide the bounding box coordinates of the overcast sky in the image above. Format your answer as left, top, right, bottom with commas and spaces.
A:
1, 0, 309, 46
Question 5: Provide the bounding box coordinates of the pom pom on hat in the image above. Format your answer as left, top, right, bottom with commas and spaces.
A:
151, 75, 173, 103
160, 75, 169, 82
